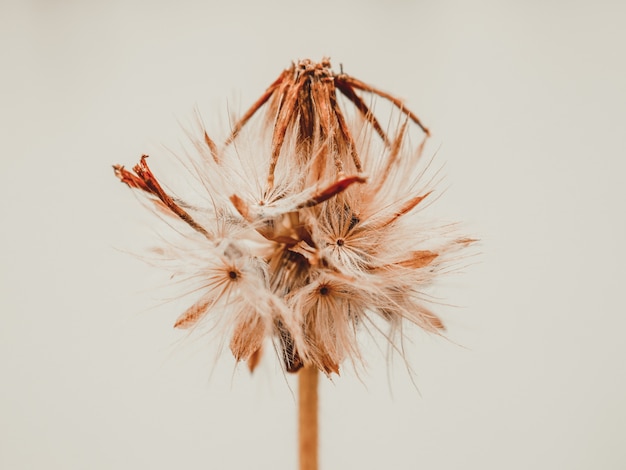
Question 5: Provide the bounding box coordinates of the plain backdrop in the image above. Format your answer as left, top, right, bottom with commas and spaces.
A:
1, 1, 625, 469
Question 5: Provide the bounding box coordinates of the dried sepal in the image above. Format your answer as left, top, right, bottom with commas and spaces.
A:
114, 156, 212, 240
224, 58, 429, 191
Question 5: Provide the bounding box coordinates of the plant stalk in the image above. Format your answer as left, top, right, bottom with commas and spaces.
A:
298, 365, 319, 470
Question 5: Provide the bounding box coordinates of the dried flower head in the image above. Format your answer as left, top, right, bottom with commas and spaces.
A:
114, 58, 473, 375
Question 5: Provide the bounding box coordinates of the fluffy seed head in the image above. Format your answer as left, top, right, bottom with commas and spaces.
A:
114, 58, 474, 375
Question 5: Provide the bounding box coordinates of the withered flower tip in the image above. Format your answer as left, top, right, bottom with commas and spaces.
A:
114, 58, 472, 375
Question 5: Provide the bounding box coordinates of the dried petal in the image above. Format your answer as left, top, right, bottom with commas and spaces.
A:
230, 314, 266, 365
398, 250, 439, 269
174, 296, 213, 329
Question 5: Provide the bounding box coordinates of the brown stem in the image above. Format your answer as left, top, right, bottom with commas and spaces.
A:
298, 365, 319, 470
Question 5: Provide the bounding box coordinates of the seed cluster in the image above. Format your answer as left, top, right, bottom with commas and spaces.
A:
114, 58, 473, 375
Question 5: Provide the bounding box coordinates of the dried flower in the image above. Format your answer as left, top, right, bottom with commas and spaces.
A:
114, 58, 472, 375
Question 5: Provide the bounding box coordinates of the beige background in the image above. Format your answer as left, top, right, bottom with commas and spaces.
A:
2, 1, 625, 469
